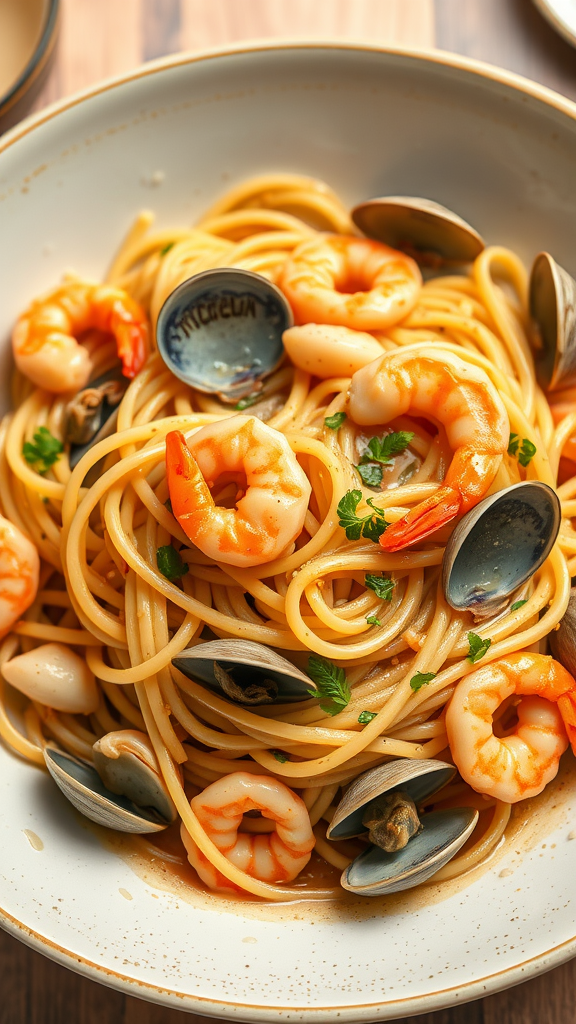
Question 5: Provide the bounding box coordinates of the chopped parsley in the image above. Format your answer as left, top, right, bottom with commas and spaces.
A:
235, 393, 260, 410
508, 433, 537, 468
324, 412, 346, 430
156, 544, 189, 581
159, 241, 175, 256
271, 750, 289, 763
358, 710, 378, 725
337, 489, 388, 542
511, 599, 528, 611
365, 574, 395, 601
306, 654, 351, 716
356, 463, 383, 488
22, 427, 63, 475
366, 614, 381, 626
359, 430, 414, 466
410, 671, 436, 692
467, 631, 491, 664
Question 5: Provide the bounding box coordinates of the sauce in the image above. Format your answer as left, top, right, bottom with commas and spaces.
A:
0, 0, 47, 99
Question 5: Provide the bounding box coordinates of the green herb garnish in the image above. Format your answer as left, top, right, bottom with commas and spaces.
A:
356, 463, 383, 488
306, 654, 351, 716
359, 430, 414, 467
366, 614, 381, 626
336, 490, 388, 542
511, 599, 528, 611
235, 393, 259, 410
22, 427, 63, 475
272, 750, 289, 763
358, 711, 378, 725
165, 497, 173, 514
467, 631, 491, 664
508, 433, 536, 467
410, 671, 436, 692
156, 544, 189, 581
365, 574, 395, 601
160, 241, 175, 256
508, 433, 520, 457
324, 412, 346, 430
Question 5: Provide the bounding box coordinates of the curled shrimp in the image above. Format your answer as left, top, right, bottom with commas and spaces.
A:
446, 652, 576, 803
12, 280, 149, 393
348, 349, 509, 551
165, 416, 311, 568
279, 234, 421, 330
181, 772, 316, 894
282, 323, 384, 377
0, 516, 39, 637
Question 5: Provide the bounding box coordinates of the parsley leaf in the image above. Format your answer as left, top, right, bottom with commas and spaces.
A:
324, 412, 346, 430
160, 241, 175, 256
467, 631, 491, 664
359, 430, 414, 467
508, 433, 520, 457
358, 710, 378, 725
365, 574, 395, 601
271, 750, 289, 763
156, 545, 189, 581
366, 614, 381, 626
336, 490, 388, 542
235, 393, 259, 410
22, 427, 63, 475
306, 654, 351, 716
356, 462, 383, 488
410, 671, 436, 692
518, 439, 537, 468
511, 599, 527, 611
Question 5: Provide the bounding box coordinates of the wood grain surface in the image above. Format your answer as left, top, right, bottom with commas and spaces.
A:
3, 0, 576, 1021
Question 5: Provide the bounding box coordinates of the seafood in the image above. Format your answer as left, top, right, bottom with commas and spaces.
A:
2, 642, 99, 714
279, 234, 421, 329
282, 323, 383, 377
181, 771, 315, 893
348, 349, 509, 550
0, 516, 39, 637
446, 652, 576, 802
165, 416, 311, 568
12, 280, 149, 393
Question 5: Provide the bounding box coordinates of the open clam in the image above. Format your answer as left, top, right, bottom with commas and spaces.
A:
549, 586, 576, 675
65, 367, 128, 468
351, 196, 484, 265
530, 251, 576, 391
328, 759, 478, 896
44, 730, 177, 833
172, 639, 315, 705
442, 481, 561, 618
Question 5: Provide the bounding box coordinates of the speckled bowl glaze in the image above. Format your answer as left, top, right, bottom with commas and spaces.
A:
1, 43, 576, 1021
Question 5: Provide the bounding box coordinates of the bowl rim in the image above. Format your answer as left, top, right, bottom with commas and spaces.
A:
0, 0, 60, 122
2, 38, 576, 1019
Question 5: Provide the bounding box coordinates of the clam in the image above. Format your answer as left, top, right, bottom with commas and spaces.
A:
156, 268, 293, 403
327, 759, 478, 896
442, 481, 561, 618
172, 639, 315, 705
351, 196, 484, 265
549, 586, 576, 675
44, 730, 177, 833
65, 367, 128, 468
529, 251, 576, 391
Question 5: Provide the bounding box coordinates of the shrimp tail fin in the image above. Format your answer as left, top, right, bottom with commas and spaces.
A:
380, 486, 461, 552
165, 430, 214, 543
116, 321, 148, 379
557, 693, 576, 756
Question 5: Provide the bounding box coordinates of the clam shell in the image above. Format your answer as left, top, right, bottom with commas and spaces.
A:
530, 251, 576, 391
340, 807, 478, 896
172, 639, 315, 704
327, 759, 456, 841
351, 196, 484, 264
549, 587, 576, 676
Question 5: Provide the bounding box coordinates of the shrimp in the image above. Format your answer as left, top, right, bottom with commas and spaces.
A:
181, 771, 316, 894
0, 516, 39, 637
282, 323, 384, 378
348, 349, 509, 551
12, 280, 149, 394
165, 416, 311, 568
446, 652, 576, 803
279, 234, 421, 330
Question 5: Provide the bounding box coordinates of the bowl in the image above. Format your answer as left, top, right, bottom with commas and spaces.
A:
1, 42, 576, 1020
0, 0, 59, 135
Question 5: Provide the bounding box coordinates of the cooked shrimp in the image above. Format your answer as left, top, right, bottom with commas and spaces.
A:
12, 280, 149, 393
279, 234, 421, 329
446, 652, 576, 803
181, 772, 315, 894
348, 349, 509, 551
165, 416, 311, 568
0, 516, 39, 637
282, 323, 383, 378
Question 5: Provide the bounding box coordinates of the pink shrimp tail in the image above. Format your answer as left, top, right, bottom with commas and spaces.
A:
557, 693, 576, 756
380, 486, 462, 552
115, 320, 148, 378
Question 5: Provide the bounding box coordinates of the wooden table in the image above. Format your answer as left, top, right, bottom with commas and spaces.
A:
2, 1, 576, 1021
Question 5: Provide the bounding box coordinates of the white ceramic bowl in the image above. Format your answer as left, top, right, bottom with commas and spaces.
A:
2, 43, 576, 1021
